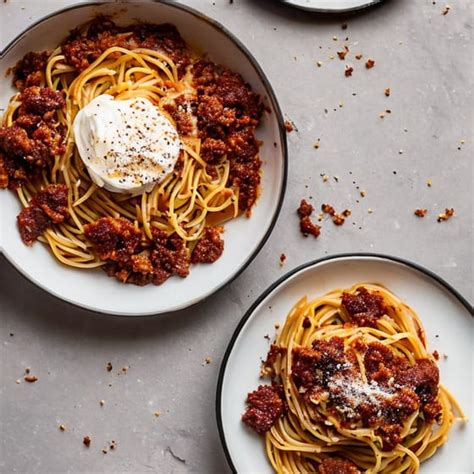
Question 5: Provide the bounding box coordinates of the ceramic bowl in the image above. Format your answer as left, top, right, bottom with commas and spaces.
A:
0, 2, 287, 315
217, 254, 472, 473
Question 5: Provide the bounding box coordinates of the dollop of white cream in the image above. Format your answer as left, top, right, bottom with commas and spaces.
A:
73, 94, 180, 194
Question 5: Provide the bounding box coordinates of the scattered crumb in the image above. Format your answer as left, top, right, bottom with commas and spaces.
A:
337, 46, 349, 60
365, 58, 375, 69
379, 113, 385, 119
317, 212, 324, 222
437, 208, 455, 222
442, 4, 451, 15
83, 436, 91, 447
299, 216, 321, 238
322, 174, 329, 182
202, 357, 212, 365
334, 176, 340, 182
329, 55, 335, 60
414, 209, 428, 218
398, 149, 403, 155
368, 208, 374, 214
314, 139, 321, 149
154, 411, 161, 417
321, 204, 349, 226
432, 350, 439, 360
102, 448, 108, 454
344, 65, 354, 77
279, 253, 286, 266
384, 87, 391, 97
24, 375, 38, 383
332, 36, 338, 41
25, 367, 31, 374
15, 379, 21, 384
59, 424, 66, 432
460, 139, 465, 144
355, 53, 363, 60
321, 203, 336, 216
106, 362, 113, 372
339, 101, 344, 108
100, 400, 105, 407
386, 109, 392, 114
360, 190, 366, 197
317, 61, 323, 67
284, 120, 295, 132
443, 353, 448, 359
121, 366, 129, 373
341, 23, 348, 30
274, 323, 280, 329
264, 334, 271, 341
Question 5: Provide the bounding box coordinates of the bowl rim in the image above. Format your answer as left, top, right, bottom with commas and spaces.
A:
215, 252, 473, 473
278, 0, 384, 14
0, 1, 288, 317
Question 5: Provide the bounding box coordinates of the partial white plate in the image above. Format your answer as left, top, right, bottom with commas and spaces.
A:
0, 2, 287, 316
217, 254, 473, 473
280, 0, 383, 13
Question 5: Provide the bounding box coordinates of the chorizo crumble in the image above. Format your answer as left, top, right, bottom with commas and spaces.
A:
321, 203, 351, 226
242, 384, 286, 434
414, 208, 428, 218
319, 458, 361, 474
0, 87, 66, 189
365, 58, 376, 69
297, 199, 321, 238
17, 184, 69, 245
437, 208, 454, 222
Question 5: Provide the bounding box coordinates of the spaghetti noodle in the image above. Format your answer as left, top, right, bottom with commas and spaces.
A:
242, 284, 465, 473
0, 18, 263, 285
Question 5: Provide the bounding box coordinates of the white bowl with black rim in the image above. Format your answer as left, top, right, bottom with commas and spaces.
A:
0, 2, 287, 316
280, 0, 384, 13
216, 254, 473, 473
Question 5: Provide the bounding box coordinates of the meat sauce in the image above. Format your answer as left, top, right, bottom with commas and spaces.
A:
0, 87, 65, 189
17, 184, 69, 245
84, 217, 194, 286
192, 60, 263, 212
61, 18, 190, 76
241, 384, 286, 434
291, 335, 441, 450
318, 458, 361, 474
12, 51, 51, 90
243, 288, 442, 452
190, 226, 224, 264
341, 287, 387, 327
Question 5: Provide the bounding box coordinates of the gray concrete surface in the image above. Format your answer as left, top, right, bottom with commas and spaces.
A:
0, 0, 472, 473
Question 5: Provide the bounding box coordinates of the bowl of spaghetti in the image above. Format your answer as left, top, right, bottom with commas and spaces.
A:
0, 2, 287, 315
217, 254, 472, 473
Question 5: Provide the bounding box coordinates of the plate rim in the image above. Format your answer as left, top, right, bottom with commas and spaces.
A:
215, 252, 473, 473
279, 0, 384, 13
0, 1, 288, 316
